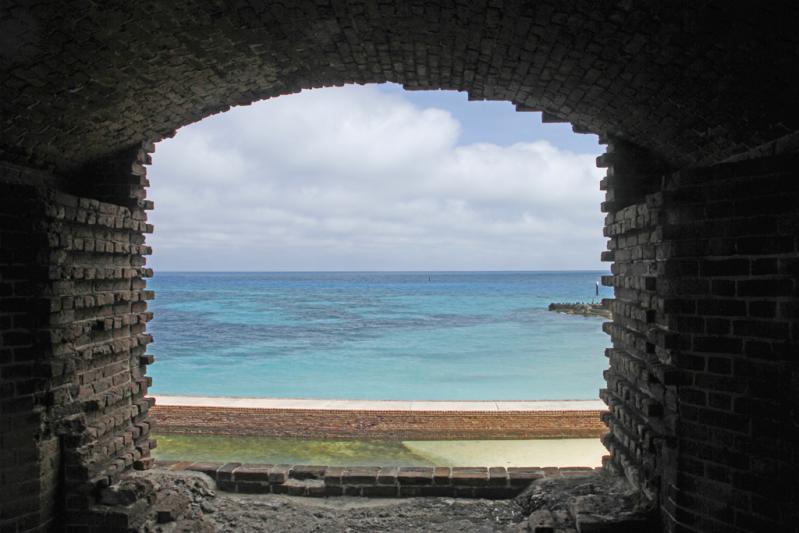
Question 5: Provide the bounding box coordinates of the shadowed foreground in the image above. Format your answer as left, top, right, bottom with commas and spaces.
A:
109, 469, 652, 532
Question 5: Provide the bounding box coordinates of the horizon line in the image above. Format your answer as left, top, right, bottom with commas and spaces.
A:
149, 269, 611, 273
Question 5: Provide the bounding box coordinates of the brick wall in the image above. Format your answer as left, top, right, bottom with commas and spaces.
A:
599, 138, 678, 504
657, 155, 799, 532
156, 460, 599, 499
46, 189, 156, 523
4, 142, 798, 533
4, 3, 799, 175
600, 150, 799, 531
1, 170, 61, 532
0, 146, 157, 532
0, 4, 797, 530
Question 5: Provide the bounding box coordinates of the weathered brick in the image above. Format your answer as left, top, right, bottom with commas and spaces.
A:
396, 467, 434, 485
1, 6, 798, 532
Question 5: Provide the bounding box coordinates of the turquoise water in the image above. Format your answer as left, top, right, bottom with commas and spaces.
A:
147, 271, 612, 400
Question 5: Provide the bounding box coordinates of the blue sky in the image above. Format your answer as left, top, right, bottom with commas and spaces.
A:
147, 83, 606, 271
377, 84, 600, 152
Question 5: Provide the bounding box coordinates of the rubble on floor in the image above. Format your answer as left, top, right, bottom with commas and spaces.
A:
515, 470, 657, 532
99, 468, 655, 532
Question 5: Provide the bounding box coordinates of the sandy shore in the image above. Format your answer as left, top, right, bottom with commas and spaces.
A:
152, 395, 606, 412
403, 438, 606, 467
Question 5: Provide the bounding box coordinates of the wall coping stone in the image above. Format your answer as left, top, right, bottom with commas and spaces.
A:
152, 395, 607, 412
157, 461, 600, 499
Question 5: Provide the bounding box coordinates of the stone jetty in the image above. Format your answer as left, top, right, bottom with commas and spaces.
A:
548, 302, 612, 319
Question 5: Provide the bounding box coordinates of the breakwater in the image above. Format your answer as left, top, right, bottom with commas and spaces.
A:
547, 302, 611, 319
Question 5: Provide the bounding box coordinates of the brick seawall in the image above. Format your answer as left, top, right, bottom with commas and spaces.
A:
155, 461, 602, 498
150, 404, 607, 440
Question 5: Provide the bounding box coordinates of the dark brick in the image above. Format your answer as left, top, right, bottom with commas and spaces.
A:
488, 467, 508, 486
234, 481, 271, 494
732, 320, 789, 340
396, 467, 434, 485
706, 357, 732, 375
290, 465, 325, 480
680, 388, 706, 406
433, 467, 451, 485
342, 467, 380, 485
451, 467, 489, 486
184, 462, 223, 478
705, 318, 730, 335
361, 485, 398, 497
737, 279, 793, 297
323, 466, 344, 486
268, 465, 291, 484
692, 336, 742, 354
216, 463, 241, 481
697, 299, 746, 317
710, 280, 736, 297
2, 7, 799, 533
708, 393, 732, 411
748, 301, 776, 318
736, 236, 794, 255
751, 258, 778, 275
472, 487, 519, 499
700, 259, 749, 277
233, 464, 272, 482
377, 467, 398, 485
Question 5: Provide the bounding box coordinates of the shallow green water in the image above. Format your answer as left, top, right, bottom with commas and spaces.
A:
151, 434, 606, 467
153, 434, 434, 466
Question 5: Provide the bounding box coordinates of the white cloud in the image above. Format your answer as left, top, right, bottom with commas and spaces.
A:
147, 85, 605, 271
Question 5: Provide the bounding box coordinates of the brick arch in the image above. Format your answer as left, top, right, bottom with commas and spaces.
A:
2, 1, 798, 177
2, 3, 799, 533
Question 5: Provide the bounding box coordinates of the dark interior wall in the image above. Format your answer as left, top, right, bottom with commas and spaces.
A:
657, 155, 799, 532
0, 148, 156, 532
600, 150, 799, 532
3, 2, 799, 175
600, 138, 680, 507
3, 131, 794, 533
0, 166, 63, 533
1, 3, 799, 533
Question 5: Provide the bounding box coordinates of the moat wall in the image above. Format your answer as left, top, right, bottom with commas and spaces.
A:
154, 460, 601, 499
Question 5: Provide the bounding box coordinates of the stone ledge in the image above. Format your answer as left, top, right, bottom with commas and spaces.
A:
156, 461, 600, 499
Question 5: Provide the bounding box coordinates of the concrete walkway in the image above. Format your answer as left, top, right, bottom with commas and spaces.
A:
153, 395, 606, 412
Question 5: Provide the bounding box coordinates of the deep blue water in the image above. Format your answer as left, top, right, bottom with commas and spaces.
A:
147, 271, 612, 400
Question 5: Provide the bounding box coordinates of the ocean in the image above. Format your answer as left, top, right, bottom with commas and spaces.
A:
147, 271, 612, 400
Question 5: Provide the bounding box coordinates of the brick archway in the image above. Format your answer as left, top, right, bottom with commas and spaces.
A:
1, 3, 798, 532
3, 2, 798, 175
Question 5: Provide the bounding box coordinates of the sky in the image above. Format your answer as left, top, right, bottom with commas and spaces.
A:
147, 83, 605, 271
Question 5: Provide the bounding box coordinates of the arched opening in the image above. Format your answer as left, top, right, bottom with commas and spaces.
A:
2, 3, 797, 532
142, 83, 612, 468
